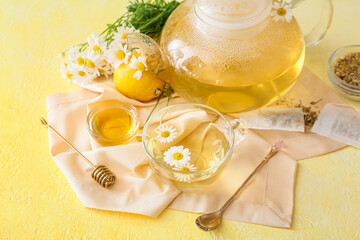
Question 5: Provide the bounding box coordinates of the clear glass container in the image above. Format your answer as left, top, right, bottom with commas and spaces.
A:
142, 103, 247, 191
87, 100, 140, 146
328, 45, 360, 101
159, 0, 333, 113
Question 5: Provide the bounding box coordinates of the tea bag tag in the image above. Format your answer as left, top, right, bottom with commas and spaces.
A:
239, 107, 305, 132
311, 103, 360, 149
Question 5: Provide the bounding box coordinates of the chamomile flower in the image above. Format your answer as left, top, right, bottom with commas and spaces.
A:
155, 125, 178, 143
105, 43, 130, 69
67, 45, 81, 62
112, 26, 140, 44
97, 59, 114, 78
163, 145, 191, 167
85, 51, 101, 76
87, 32, 107, 55
128, 55, 148, 80
60, 61, 75, 81
270, 1, 293, 22
173, 163, 197, 183
73, 51, 87, 67
70, 64, 97, 84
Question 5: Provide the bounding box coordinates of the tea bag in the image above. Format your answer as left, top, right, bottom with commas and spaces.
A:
239, 107, 305, 132
311, 103, 360, 149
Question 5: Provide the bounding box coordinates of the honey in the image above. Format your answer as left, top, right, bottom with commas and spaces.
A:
87, 101, 139, 145
91, 108, 134, 139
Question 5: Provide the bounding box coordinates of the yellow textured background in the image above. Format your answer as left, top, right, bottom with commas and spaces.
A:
1, 0, 359, 239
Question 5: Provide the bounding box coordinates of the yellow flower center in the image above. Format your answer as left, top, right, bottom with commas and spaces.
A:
116, 50, 125, 60
136, 62, 146, 71
98, 68, 105, 74
78, 71, 86, 77
86, 59, 95, 68
76, 57, 84, 65
63, 62, 68, 67
92, 45, 101, 53
179, 167, 190, 172
161, 131, 170, 138
121, 33, 127, 40
277, 8, 287, 16
172, 152, 183, 161
66, 72, 73, 79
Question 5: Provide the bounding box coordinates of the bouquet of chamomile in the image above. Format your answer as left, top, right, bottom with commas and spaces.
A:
59, 0, 179, 102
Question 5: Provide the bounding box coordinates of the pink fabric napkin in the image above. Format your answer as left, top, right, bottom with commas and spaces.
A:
45, 67, 346, 226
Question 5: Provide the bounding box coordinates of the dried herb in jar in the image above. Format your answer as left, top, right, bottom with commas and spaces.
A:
333, 52, 360, 87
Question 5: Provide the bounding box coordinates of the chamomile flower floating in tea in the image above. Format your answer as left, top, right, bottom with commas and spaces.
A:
173, 163, 197, 183
128, 55, 148, 80
163, 145, 191, 167
271, 1, 293, 22
155, 125, 178, 143
112, 26, 140, 44
105, 43, 131, 69
87, 32, 107, 55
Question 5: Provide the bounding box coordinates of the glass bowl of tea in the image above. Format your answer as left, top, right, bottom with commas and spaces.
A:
87, 100, 140, 146
328, 45, 360, 100
142, 103, 247, 191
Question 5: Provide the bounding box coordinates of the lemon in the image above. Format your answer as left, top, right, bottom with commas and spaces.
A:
113, 63, 164, 102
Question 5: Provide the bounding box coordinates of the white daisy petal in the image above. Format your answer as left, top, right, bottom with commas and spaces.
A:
70, 64, 96, 84
97, 59, 113, 78
85, 51, 101, 76
133, 70, 142, 80
273, 15, 281, 22
128, 55, 138, 69
285, 13, 292, 22
87, 32, 107, 55
112, 26, 140, 44
128, 55, 148, 80
60, 61, 75, 81
67, 45, 80, 62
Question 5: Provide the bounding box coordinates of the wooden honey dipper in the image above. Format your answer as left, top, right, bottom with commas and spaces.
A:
40, 117, 116, 188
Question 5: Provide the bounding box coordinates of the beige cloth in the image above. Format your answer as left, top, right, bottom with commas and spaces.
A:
45, 67, 346, 227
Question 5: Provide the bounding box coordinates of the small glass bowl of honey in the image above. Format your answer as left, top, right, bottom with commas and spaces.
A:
87, 100, 140, 146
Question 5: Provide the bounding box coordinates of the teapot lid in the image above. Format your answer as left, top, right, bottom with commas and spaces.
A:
195, 0, 272, 29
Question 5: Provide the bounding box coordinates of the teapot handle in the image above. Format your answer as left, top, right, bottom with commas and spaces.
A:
288, 0, 333, 48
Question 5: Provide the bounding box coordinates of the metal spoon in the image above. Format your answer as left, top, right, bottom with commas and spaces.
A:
195, 140, 284, 231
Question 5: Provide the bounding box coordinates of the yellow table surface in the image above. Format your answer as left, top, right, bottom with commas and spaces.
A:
1, 0, 359, 239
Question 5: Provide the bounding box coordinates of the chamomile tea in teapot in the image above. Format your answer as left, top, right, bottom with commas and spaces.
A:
159, 0, 332, 112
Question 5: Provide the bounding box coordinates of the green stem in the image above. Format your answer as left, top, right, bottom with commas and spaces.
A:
145, 82, 169, 123
137, 9, 168, 32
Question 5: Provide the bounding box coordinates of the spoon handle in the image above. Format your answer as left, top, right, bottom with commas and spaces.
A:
219, 143, 282, 214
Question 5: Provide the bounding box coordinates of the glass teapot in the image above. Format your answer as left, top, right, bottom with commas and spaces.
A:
160, 0, 332, 112
129, 0, 333, 113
